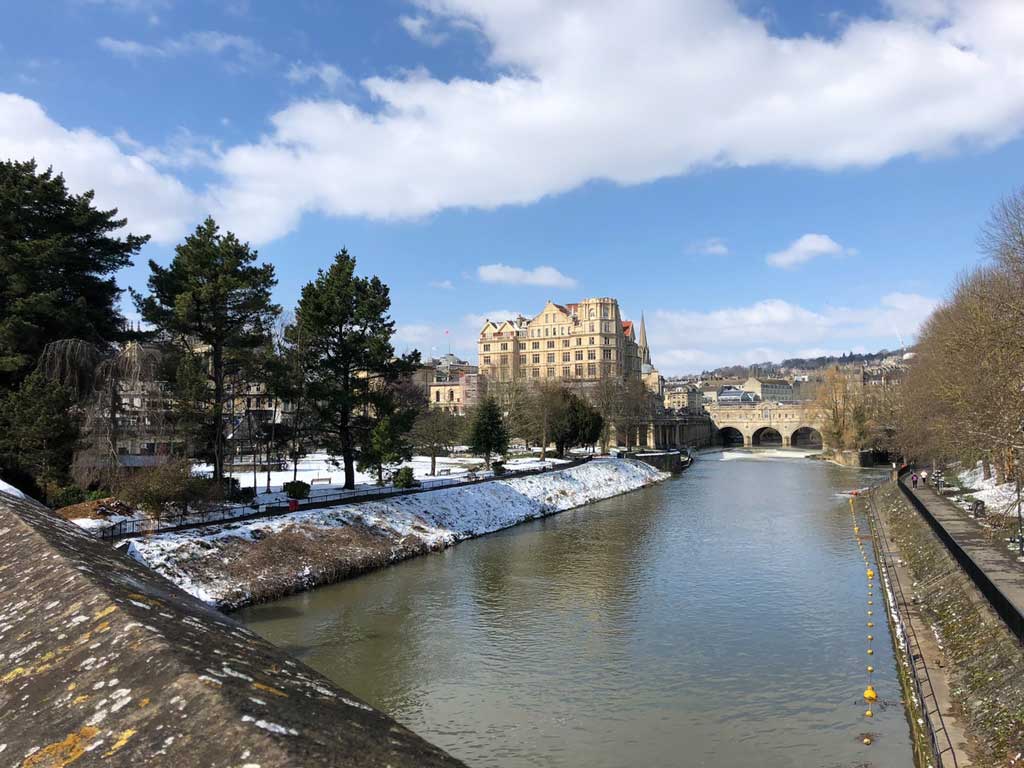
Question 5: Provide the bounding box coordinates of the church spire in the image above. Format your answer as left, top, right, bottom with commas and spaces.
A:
638, 312, 651, 366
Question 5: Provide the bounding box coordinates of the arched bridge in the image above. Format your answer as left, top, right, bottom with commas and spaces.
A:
706, 402, 824, 449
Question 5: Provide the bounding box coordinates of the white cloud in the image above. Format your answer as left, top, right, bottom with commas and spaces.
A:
394, 309, 524, 359
648, 292, 939, 373
766, 233, 855, 268
0, 93, 201, 244
97, 30, 267, 69
477, 264, 576, 288
113, 127, 220, 169
430, 279, 455, 289
286, 62, 351, 92
689, 237, 730, 256
399, 14, 448, 46
197, 0, 1024, 241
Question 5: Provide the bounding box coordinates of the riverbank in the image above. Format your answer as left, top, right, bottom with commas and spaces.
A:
871, 481, 1024, 766
126, 458, 666, 611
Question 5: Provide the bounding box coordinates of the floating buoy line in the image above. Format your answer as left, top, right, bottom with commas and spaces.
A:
850, 496, 878, 741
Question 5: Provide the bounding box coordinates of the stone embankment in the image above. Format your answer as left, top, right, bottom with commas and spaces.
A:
127, 458, 666, 611
0, 489, 465, 767
871, 482, 1024, 766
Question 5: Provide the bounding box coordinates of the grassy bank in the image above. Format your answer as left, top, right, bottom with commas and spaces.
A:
874, 483, 1024, 766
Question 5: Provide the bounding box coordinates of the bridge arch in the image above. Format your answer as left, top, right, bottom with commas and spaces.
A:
718, 426, 745, 447
752, 426, 783, 447
790, 426, 823, 449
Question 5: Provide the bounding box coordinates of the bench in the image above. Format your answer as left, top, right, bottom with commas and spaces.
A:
311, 477, 331, 485
437, 468, 451, 476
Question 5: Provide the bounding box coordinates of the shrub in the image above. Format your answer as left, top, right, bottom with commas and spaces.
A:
117, 460, 197, 519
86, 489, 112, 502
235, 486, 257, 505
283, 480, 310, 500
491, 461, 506, 476
49, 485, 86, 508
393, 467, 418, 488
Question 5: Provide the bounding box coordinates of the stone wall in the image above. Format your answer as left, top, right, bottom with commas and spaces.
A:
0, 491, 465, 767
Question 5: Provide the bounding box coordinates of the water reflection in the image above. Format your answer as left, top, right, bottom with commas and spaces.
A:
238, 454, 910, 768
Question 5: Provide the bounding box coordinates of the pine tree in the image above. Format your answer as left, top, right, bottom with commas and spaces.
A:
133, 217, 279, 482
469, 397, 508, 469
0, 371, 79, 499
294, 249, 417, 489
0, 160, 146, 391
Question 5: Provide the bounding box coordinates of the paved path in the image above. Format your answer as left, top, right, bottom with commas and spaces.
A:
904, 479, 1024, 639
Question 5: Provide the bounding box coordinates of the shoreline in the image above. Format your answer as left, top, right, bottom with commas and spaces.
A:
125, 458, 669, 612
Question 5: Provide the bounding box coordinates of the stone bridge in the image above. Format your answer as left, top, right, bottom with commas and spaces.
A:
706, 402, 825, 448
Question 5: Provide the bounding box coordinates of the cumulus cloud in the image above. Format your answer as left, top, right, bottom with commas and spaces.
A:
766, 233, 856, 268
0, 93, 201, 243
430, 279, 455, 289
689, 237, 730, 256
286, 62, 351, 92
196, 0, 1024, 241
648, 292, 939, 373
477, 264, 577, 288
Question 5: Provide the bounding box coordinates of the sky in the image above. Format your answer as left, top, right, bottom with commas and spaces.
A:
3, 0, 1024, 374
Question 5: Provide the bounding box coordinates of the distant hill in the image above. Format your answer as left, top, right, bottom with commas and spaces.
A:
677, 348, 901, 380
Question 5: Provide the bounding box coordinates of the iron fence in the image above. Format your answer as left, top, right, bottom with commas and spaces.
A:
100, 455, 595, 541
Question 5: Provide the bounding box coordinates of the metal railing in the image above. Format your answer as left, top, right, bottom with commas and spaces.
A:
896, 473, 1024, 644
865, 488, 959, 767
99, 455, 595, 541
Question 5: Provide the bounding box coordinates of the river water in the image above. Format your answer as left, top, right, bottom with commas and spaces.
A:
237, 452, 914, 767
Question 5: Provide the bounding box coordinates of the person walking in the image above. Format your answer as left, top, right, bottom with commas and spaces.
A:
911, 473, 918, 489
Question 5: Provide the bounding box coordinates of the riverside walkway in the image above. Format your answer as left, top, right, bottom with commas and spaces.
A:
900, 477, 1024, 642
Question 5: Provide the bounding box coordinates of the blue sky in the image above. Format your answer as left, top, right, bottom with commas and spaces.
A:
4, 0, 1024, 373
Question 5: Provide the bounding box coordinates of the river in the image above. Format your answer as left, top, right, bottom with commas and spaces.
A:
237, 452, 914, 767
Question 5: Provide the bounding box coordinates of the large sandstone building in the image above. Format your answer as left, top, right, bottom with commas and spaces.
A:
477, 298, 654, 385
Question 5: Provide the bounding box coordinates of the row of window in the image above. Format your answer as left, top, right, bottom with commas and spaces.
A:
483, 335, 621, 353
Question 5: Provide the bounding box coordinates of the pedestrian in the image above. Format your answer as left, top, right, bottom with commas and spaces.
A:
921, 470, 928, 485
911, 473, 918, 489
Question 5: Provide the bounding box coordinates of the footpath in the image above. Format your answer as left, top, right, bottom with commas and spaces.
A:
904, 479, 1024, 641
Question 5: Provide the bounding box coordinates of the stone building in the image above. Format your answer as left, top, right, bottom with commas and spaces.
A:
428, 372, 485, 416
742, 376, 794, 402
477, 298, 649, 385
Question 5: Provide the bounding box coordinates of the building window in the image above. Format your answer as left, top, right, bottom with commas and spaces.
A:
575, 350, 583, 361
547, 340, 555, 349
547, 353, 555, 363
532, 354, 540, 364
500, 342, 508, 351
483, 356, 491, 364
588, 350, 596, 360
587, 363, 597, 377
562, 366, 571, 377
562, 339, 570, 347
435, 391, 440, 402
603, 349, 612, 360
589, 323, 595, 332
576, 337, 582, 346
575, 364, 584, 377
562, 352, 570, 362
483, 343, 490, 352
520, 355, 527, 364
547, 367, 555, 377
500, 355, 508, 364
532, 341, 540, 350
533, 368, 540, 378
602, 306, 609, 318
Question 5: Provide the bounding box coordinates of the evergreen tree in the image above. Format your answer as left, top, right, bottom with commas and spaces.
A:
0, 371, 79, 499
469, 397, 508, 469
133, 217, 279, 482
0, 160, 146, 391
294, 249, 417, 489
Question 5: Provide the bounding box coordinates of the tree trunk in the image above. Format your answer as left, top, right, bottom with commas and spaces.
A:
342, 427, 355, 490
983, 457, 992, 481
430, 450, 436, 476
212, 344, 225, 483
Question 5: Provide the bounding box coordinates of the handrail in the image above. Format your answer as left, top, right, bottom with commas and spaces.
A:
865, 488, 958, 767
99, 455, 595, 541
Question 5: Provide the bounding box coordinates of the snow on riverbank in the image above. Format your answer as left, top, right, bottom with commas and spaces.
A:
0, 478, 27, 500
126, 458, 666, 609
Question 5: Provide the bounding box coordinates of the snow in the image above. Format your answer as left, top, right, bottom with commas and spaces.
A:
70, 453, 570, 534
957, 461, 1020, 515
0, 478, 27, 500
126, 458, 666, 606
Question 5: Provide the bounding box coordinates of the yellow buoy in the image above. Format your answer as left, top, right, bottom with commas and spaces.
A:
867, 622, 874, 628
866, 665, 874, 673
866, 569, 874, 579
868, 600, 873, 606
864, 708, 873, 718
867, 634, 874, 641
867, 610, 873, 616
867, 648, 874, 655
863, 736, 873, 745
863, 685, 877, 702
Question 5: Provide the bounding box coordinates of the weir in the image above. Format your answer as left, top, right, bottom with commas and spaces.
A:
0, 490, 464, 767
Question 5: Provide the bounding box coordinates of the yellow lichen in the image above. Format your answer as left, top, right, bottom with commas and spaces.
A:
93, 605, 117, 620
1, 666, 29, 685
138, 697, 150, 708
101, 729, 136, 758
252, 681, 289, 698
66, 682, 76, 692
21, 725, 99, 768
71, 694, 90, 705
